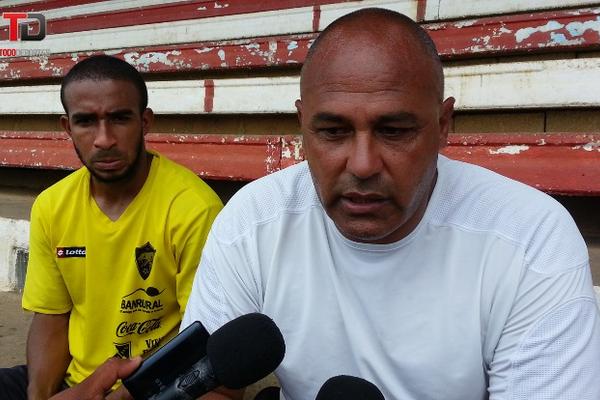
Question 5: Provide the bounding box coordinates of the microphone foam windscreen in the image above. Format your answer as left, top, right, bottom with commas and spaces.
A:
316, 375, 385, 400
207, 313, 285, 389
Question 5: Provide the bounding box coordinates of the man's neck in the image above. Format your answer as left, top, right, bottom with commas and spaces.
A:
90, 152, 153, 221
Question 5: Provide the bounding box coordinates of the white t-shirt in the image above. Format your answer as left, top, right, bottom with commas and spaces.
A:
183, 155, 600, 400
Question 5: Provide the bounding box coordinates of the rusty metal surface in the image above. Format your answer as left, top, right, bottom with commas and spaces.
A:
444, 134, 600, 195
0, 132, 282, 181
428, 7, 600, 58
1, 132, 598, 194
0, 0, 347, 39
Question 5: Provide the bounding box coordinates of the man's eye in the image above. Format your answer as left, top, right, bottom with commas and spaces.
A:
111, 115, 131, 123
315, 127, 351, 138
74, 117, 93, 126
377, 126, 416, 138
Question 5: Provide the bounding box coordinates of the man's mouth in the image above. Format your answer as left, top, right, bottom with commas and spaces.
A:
340, 192, 387, 213
93, 158, 123, 171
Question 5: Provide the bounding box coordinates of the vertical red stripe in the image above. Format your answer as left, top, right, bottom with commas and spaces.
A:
204, 79, 214, 113
3, 12, 27, 41
416, 0, 427, 22
312, 5, 321, 32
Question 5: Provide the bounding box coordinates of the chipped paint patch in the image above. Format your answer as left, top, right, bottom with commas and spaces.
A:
287, 41, 298, 52
489, 145, 529, 155
454, 20, 476, 28
195, 47, 214, 54
580, 141, 600, 151
565, 17, 600, 37
0, 63, 8, 71
124, 51, 191, 72
515, 20, 565, 43
282, 138, 303, 161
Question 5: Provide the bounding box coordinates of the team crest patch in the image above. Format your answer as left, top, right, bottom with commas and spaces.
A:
135, 242, 156, 280
114, 341, 132, 358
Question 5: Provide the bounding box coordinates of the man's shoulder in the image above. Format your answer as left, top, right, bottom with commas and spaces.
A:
438, 156, 564, 220
35, 167, 89, 206
151, 152, 222, 208
435, 156, 588, 271
210, 161, 318, 241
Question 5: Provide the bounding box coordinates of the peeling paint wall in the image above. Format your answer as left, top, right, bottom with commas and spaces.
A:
0, 217, 29, 291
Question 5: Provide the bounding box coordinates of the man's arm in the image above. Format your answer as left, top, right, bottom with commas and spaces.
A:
26, 312, 71, 400
488, 265, 600, 399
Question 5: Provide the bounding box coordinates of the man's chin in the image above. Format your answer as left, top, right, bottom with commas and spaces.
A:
89, 168, 130, 183
335, 222, 397, 244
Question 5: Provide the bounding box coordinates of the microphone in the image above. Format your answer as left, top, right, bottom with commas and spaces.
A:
122, 320, 210, 399
125, 313, 285, 400
316, 375, 385, 400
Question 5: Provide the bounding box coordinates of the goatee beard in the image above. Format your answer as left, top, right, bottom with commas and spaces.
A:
74, 132, 146, 184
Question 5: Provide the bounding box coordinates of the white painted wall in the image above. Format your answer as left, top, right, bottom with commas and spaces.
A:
2, 57, 600, 114
0, 217, 29, 292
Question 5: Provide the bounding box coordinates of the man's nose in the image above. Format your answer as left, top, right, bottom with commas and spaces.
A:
346, 132, 383, 179
93, 120, 116, 149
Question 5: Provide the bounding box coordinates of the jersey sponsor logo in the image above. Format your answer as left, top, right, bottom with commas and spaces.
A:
114, 341, 132, 358
56, 246, 86, 258
116, 317, 161, 338
141, 337, 163, 356
135, 242, 156, 280
121, 298, 164, 314
120, 286, 165, 314
145, 337, 161, 349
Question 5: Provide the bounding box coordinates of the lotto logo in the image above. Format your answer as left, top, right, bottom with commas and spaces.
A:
56, 247, 86, 258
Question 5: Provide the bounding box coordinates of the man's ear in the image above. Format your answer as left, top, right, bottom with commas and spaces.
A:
295, 99, 303, 126
60, 115, 72, 138
438, 97, 455, 149
142, 108, 154, 136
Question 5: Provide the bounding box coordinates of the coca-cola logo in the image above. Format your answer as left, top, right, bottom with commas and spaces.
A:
115, 318, 161, 338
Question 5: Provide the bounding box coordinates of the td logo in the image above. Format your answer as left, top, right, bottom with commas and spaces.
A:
2, 12, 46, 41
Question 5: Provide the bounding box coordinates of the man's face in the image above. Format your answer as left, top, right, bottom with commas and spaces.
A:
61, 79, 152, 183
297, 37, 454, 244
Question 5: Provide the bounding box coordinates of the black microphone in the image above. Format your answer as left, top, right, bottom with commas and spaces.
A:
123, 320, 210, 399
253, 386, 280, 400
126, 313, 285, 400
316, 375, 385, 400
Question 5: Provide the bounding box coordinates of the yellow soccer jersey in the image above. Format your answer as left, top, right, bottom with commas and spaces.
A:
22, 151, 222, 387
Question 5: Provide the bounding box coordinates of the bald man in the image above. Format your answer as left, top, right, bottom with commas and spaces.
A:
182, 8, 600, 400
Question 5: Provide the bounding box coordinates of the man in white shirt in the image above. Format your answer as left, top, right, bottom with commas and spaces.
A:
182, 8, 600, 400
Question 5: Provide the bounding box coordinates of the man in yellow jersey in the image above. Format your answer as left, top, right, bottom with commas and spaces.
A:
0, 55, 223, 399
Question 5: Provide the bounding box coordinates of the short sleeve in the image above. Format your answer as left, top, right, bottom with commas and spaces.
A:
173, 199, 222, 316
22, 195, 72, 313
487, 205, 600, 399
181, 229, 261, 334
